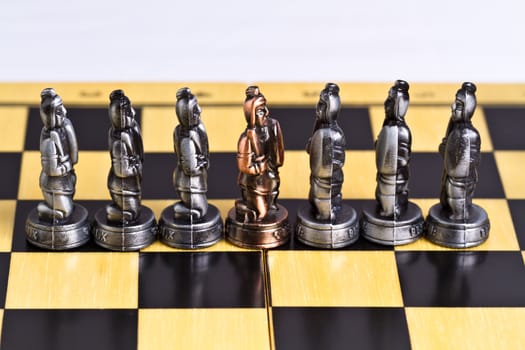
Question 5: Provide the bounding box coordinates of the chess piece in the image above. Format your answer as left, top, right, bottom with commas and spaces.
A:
226, 86, 290, 248
25, 88, 90, 249
159, 87, 223, 248
361, 80, 424, 245
426, 82, 490, 248
295, 83, 359, 248
92, 90, 156, 251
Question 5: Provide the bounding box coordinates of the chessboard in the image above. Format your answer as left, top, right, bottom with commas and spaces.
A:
0, 82, 525, 350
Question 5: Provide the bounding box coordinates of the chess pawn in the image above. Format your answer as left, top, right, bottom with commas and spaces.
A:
92, 90, 156, 251
225, 86, 291, 248
25, 88, 90, 249
425, 82, 490, 248
158, 87, 223, 248
361, 80, 424, 245
295, 83, 359, 248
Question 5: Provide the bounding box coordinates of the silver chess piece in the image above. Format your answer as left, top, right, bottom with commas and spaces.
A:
92, 90, 156, 251
159, 87, 223, 248
361, 80, 424, 245
226, 86, 291, 248
425, 82, 490, 248
295, 83, 359, 248
25, 88, 90, 249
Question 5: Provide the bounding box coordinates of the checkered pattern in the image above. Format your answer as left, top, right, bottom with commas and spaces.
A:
0, 83, 524, 350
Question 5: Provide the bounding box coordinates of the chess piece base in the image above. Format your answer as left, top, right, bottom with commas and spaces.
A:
92, 206, 157, 251
295, 203, 359, 248
25, 204, 90, 250
425, 203, 490, 248
361, 201, 424, 246
158, 204, 223, 249
225, 204, 290, 249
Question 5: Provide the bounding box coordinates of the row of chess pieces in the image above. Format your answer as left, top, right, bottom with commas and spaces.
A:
25, 81, 490, 251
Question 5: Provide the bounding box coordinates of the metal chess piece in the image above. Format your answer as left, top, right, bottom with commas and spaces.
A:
92, 90, 156, 251
361, 80, 424, 245
159, 87, 223, 248
295, 83, 359, 248
25, 88, 90, 249
226, 86, 291, 248
425, 82, 490, 248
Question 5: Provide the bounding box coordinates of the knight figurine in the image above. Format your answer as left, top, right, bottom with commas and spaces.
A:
226, 86, 290, 248
426, 82, 490, 247
92, 90, 156, 251
25, 88, 90, 249
159, 87, 222, 248
295, 83, 359, 248
361, 80, 424, 245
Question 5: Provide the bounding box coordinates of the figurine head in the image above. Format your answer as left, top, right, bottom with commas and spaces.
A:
244, 86, 268, 128
452, 82, 477, 121
316, 83, 340, 123
40, 88, 66, 129
109, 90, 135, 130
385, 80, 409, 121
176, 87, 201, 127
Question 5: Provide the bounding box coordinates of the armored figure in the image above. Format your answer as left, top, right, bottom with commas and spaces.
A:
361, 80, 423, 246
106, 90, 144, 223
295, 83, 359, 248
38, 88, 79, 222
226, 86, 290, 248
307, 83, 346, 221
235, 86, 284, 222
93, 90, 156, 251
158, 87, 222, 249
375, 80, 411, 218
426, 82, 490, 248
25, 88, 90, 249
173, 87, 209, 219
438, 82, 480, 220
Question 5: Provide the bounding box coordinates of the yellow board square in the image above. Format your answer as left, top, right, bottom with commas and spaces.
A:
0, 107, 27, 152
141, 107, 176, 152
268, 250, 403, 307
396, 199, 519, 251
405, 307, 525, 350
6, 252, 138, 309
0, 201, 15, 252
18, 151, 110, 200
279, 151, 310, 199
140, 199, 250, 252
343, 151, 376, 199
494, 151, 525, 199
138, 308, 270, 350
369, 106, 493, 152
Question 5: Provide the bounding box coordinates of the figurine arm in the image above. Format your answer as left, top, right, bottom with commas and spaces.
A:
273, 120, 284, 167
397, 126, 411, 167
41, 135, 70, 176
309, 130, 333, 179
237, 133, 266, 175
180, 137, 204, 176
63, 118, 78, 165
112, 133, 141, 178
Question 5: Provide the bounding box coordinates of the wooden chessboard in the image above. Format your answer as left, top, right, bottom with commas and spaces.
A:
0, 82, 524, 349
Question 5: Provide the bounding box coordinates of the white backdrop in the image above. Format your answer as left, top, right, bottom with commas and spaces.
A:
0, 0, 523, 82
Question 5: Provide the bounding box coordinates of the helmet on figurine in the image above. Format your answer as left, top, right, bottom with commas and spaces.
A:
109, 90, 135, 130
452, 82, 477, 121
317, 82, 340, 123
40, 88, 66, 129
244, 86, 268, 128
385, 80, 409, 121
176, 87, 201, 128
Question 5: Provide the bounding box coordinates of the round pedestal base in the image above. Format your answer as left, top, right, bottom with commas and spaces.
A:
225, 204, 290, 249
425, 203, 490, 248
295, 203, 359, 248
361, 201, 424, 246
92, 206, 157, 251
25, 204, 90, 250
158, 204, 223, 249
